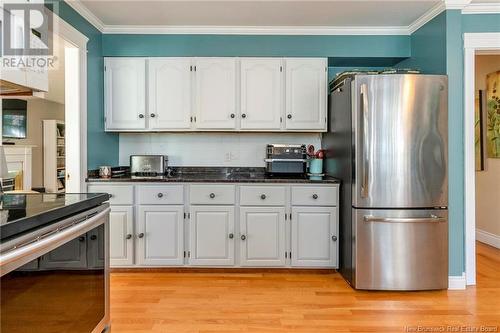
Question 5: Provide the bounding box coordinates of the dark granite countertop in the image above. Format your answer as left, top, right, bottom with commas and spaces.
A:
0, 193, 109, 242
86, 167, 340, 184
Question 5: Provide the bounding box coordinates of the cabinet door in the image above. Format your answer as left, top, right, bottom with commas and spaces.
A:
109, 206, 134, 266
194, 58, 237, 129
87, 223, 106, 268
148, 58, 192, 130
285, 58, 327, 130
291, 206, 338, 267
240, 58, 283, 130
240, 207, 286, 266
40, 235, 87, 269
137, 205, 184, 266
104, 58, 146, 130
189, 206, 235, 266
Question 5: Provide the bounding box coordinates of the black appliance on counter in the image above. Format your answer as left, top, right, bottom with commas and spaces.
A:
265, 144, 307, 175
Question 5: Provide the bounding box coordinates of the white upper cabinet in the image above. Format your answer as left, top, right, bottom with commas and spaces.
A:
148, 58, 192, 130
104, 58, 146, 130
240, 58, 283, 130
193, 58, 237, 129
285, 58, 327, 130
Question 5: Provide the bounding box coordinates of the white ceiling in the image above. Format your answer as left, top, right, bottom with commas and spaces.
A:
76, 0, 441, 27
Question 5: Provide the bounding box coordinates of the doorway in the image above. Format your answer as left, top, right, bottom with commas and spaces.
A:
464, 32, 500, 286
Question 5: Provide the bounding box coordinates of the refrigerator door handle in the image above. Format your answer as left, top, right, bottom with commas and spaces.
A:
360, 83, 369, 198
363, 215, 446, 223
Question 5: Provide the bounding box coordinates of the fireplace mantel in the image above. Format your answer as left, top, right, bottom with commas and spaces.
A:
3, 145, 35, 191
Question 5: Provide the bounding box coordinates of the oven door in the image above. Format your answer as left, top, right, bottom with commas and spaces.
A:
0, 206, 110, 333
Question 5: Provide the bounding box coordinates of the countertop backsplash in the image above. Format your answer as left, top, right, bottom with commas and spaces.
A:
119, 132, 321, 167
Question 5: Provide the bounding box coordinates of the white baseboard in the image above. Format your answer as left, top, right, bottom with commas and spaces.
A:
476, 229, 500, 249
448, 273, 466, 290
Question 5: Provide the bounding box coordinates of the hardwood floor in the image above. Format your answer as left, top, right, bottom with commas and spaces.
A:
110, 242, 500, 333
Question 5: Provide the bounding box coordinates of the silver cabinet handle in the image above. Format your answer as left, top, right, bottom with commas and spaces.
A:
139, 114, 145, 119
312, 194, 318, 199
229, 233, 234, 239
260, 194, 266, 200
209, 193, 215, 199
241, 235, 246, 241
90, 235, 97, 241
241, 113, 247, 118
150, 113, 156, 118
157, 192, 164, 198
78, 236, 85, 242
332, 235, 337, 241
287, 114, 292, 119
126, 234, 132, 240
138, 233, 145, 238
360, 83, 369, 198
363, 215, 446, 223
230, 113, 235, 118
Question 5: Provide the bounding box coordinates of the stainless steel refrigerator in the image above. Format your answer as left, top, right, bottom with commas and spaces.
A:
323, 74, 448, 290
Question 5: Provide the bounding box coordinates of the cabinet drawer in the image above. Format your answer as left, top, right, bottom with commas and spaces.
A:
87, 184, 134, 205
190, 185, 235, 205
137, 185, 184, 205
240, 186, 286, 206
291, 186, 338, 206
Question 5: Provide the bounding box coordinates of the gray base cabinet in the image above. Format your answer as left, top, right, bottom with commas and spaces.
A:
240, 207, 286, 267
189, 206, 235, 266
87, 182, 339, 269
291, 206, 338, 267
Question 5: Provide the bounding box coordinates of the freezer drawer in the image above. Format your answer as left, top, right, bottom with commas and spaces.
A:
353, 208, 448, 290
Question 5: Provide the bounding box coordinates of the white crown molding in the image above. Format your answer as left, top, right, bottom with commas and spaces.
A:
462, 3, 500, 14
64, 0, 105, 32
408, 2, 446, 34
101, 25, 409, 35
444, 0, 472, 10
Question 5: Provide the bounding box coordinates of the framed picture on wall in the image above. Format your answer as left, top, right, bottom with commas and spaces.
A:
486, 70, 500, 159
475, 90, 487, 171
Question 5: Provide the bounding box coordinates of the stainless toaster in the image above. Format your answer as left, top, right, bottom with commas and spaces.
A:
130, 155, 168, 175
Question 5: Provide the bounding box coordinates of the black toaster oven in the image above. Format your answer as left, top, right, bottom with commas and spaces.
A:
265, 144, 307, 175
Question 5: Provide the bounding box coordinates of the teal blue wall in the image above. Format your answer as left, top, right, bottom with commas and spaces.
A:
102, 34, 410, 59
396, 12, 447, 74
47, 1, 119, 169
462, 14, 500, 32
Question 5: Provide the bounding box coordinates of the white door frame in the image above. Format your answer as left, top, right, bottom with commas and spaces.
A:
53, 13, 88, 192
463, 32, 500, 286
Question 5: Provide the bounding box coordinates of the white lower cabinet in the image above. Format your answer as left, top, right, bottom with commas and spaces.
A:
239, 207, 286, 266
189, 205, 235, 266
291, 206, 338, 268
109, 206, 134, 266
137, 205, 185, 266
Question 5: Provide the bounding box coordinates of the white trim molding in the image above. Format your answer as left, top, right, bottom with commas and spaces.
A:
408, 2, 446, 34
65, 0, 105, 32
463, 32, 500, 287
101, 25, 409, 35
445, 0, 472, 10
448, 274, 467, 290
462, 3, 500, 14
476, 229, 500, 249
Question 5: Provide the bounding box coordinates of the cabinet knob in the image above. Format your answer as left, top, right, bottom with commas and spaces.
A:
312, 194, 318, 199
241, 113, 247, 119
138, 233, 145, 238
90, 235, 97, 241
287, 114, 292, 119
139, 114, 145, 119
241, 235, 246, 241
230, 113, 235, 118
150, 113, 156, 118
126, 234, 132, 240
209, 193, 216, 199
157, 192, 164, 198
229, 233, 234, 239
78, 236, 85, 242
260, 194, 266, 200
332, 235, 337, 241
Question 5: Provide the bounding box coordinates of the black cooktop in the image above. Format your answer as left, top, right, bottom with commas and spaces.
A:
0, 193, 109, 243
